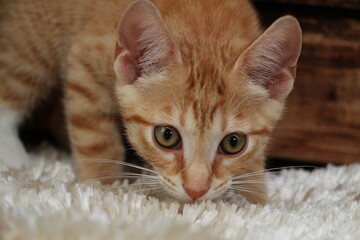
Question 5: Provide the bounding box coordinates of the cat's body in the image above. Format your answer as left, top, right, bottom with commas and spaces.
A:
0, 0, 301, 203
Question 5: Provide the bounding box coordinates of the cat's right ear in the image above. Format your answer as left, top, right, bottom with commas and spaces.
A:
234, 16, 302, 101
114, 0, 181, 84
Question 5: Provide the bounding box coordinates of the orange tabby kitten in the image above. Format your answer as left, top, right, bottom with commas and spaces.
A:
0, 0, 302, 203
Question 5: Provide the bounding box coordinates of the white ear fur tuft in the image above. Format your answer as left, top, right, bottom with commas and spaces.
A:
114, 0, 180, 84
235, 16, 302, 100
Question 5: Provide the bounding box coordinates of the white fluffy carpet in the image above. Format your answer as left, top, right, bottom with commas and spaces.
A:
1, 148, 360, 240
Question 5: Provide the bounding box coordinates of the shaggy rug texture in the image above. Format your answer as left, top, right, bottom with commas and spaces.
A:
1, 148, 360, 240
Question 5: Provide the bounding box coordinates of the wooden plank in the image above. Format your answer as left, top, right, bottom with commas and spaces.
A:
267, 36, 360, 164
268, 68, 360, 163
268, 128, 360, 164
252, 0, 360, 164
300, 34, 359, 69
253, 5, 360, 42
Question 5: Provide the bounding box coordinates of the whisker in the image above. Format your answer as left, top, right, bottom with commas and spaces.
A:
231, 180, 283, 185
232, 165, 319, 180
82, 175, 127, 182
228, 188, 268, 197
135, 187, 164, 192
229, 186, 266, 191
84, 176, 162, 189
82, 175, 160, 184
85, 171, 158, 177
83, 173, 159, 181
155, 191, 168, 201
231, 180, 293, 191
78, 158, 159, 175
128, 182, 161, 187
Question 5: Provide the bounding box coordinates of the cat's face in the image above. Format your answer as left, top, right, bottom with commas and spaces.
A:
114, 1, 301, 202
117, 65, 282, 202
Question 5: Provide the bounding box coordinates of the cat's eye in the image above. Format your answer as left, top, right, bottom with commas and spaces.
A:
219, 133, 247, 155
154, 125, 181, 149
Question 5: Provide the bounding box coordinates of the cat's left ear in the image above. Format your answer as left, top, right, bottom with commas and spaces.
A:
234, 16, 302, 101
114, 0, 181, 84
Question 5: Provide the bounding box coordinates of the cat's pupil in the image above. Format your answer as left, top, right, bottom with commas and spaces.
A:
164, 128, 173, 140
229, 135, 238, 147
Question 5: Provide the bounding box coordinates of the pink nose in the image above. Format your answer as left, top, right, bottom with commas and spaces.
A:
184, 186, 209, 200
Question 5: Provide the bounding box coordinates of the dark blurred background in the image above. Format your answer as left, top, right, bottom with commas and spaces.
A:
252, 0, 360, 169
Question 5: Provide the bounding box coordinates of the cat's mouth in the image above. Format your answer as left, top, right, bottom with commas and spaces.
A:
153, 175, 232, 203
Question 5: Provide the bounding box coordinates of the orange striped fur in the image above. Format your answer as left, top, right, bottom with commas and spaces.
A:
0, 0, 302, 203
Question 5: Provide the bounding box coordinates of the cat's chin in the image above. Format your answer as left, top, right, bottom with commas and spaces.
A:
167, 191, 228, 203
164, 192, 200, 203
161, 185, 193, 203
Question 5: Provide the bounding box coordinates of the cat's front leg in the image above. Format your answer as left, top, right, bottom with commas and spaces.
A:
65, 57, 125, 183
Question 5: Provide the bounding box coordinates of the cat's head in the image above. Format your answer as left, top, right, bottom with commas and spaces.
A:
114, 0, 302, 202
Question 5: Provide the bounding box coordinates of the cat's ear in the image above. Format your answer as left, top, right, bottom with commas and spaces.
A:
234, 16, 302, 101
114, 0, 181, 84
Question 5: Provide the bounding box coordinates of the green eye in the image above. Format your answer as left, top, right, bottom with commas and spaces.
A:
154, 125, 181, 149
219, 133, 246, 155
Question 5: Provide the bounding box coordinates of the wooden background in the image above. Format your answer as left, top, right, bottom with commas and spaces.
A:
253, 0, 360, 164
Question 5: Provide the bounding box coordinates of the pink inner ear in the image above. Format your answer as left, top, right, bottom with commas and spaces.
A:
237, 16, 302, 100
114, 50, 141, 85
114, 0, 180, 85
268, 66, 296, 99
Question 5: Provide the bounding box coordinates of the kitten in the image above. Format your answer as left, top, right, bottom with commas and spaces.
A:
0, 0, 302, 203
